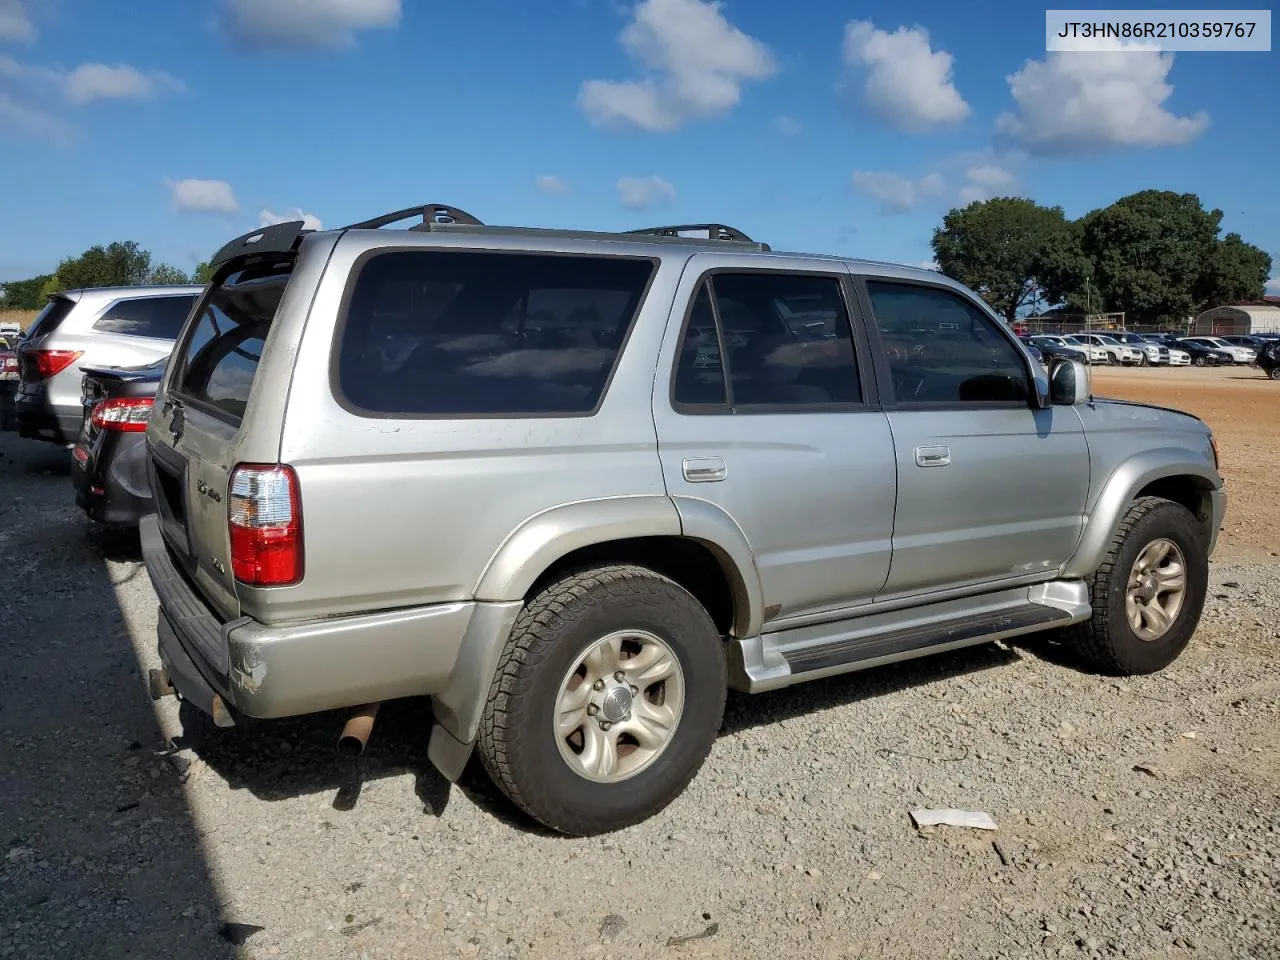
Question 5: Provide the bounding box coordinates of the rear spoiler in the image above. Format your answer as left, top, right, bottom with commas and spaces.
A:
209, 220, 313, 271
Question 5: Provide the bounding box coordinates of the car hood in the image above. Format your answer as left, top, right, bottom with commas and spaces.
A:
1088, 396, 1206, 429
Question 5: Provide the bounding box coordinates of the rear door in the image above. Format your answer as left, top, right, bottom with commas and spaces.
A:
652, 255, 896, 626
147, 261, 295, 621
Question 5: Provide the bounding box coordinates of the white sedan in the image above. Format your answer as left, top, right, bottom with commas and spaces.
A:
1181, 336, 1256, 364
1166, 347, 1191, 366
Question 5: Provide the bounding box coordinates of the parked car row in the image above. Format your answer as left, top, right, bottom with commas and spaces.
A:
1019, 330, 1279, 368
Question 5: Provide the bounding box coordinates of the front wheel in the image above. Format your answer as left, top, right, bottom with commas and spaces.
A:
477, 564, 727, 836
1067, 497, 1208, 675
1269, 367, 1280, 381
1194, 356, 1207, 367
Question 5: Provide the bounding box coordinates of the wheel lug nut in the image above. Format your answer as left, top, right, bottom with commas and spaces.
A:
587, 704, 599, 716
599, 721, 612, 731
629, 685, 638, 695
614, 671, 626, 682
593, 679, 605, 691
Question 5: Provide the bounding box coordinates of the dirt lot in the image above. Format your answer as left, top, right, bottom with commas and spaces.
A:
1, 366, 1277, 960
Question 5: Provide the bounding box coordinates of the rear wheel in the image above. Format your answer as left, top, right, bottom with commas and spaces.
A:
1067, 497, 1208, 675
477, 564, 727, 836
1269, 367, 1280, 381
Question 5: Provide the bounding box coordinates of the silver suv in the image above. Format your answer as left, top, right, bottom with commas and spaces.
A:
141, 205, 1227, 836
15, 285, 203, 443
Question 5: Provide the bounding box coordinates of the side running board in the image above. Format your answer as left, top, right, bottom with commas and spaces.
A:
729, 582, 1091, 694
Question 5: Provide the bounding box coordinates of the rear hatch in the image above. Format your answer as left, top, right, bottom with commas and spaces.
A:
17, 295, 78, 391
147, 257, 297, 624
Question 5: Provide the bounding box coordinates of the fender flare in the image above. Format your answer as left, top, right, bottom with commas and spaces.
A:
1062, 449, 1220, 579
669, 495, 765, 639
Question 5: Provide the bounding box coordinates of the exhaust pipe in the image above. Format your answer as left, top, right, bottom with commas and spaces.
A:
337, 703, 381, 758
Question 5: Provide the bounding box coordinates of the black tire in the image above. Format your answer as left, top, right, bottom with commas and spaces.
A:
1138, 354, 1149, 367
1194, 356, 1207, 367
1269, 367, 1280, 381
1067, 497, 1208, 675
477, 564, 727, 836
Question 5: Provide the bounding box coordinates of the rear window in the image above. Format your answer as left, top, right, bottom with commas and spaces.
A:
173, 263, 290, 422
335, 250, 655, 417
25, 296, 76, 339
92, 295, 196, 340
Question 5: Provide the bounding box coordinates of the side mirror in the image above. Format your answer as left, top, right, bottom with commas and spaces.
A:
1049, 358, 1091, 405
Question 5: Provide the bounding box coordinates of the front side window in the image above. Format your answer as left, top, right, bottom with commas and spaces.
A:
671, 272, 861, 412
865, 280, 1029, 404
336, 251, 654, 417
92, 295, 196, 339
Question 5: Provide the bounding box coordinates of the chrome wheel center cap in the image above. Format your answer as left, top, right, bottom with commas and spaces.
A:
599, 685, 633, 723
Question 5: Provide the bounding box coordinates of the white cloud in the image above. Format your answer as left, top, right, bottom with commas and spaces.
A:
851, 170, 943, 214
913, 259, 941, 272
223, 0, 401, 51
842, 21, 969, 132
0, 0, 33, 42
1267, 276, 1280, 295
579, 0, 777, 133
64, 64, 184, 104
958, 164, 1018, 204
260, 207, 323, 230
774, 114, 803, 136
996, 41, 1209, 155
168, 178, 240, 215
535, 174, 570, 195
617, 175, 676, 211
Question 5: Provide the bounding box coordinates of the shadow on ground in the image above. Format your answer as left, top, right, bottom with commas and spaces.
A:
0, 435, 237, 958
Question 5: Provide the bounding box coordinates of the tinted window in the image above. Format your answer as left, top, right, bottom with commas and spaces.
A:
337, 251, 654, 416
672, 285, 728, 407
866, 281, 1029, 404
176, 264, 290, 422
700, 272, 861, 408
26, 296, 76, 339
92, 295, 195, 339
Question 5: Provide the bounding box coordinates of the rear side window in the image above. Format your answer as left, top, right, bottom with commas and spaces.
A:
672, 272, 862, 411
92, 295, 196, 340
174, 263, 290, 422
25, 297, 76, 339
336, 250, 654, 416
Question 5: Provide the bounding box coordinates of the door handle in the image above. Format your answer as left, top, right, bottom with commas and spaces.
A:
914, 445, 950, 467
683, 457, 727, 483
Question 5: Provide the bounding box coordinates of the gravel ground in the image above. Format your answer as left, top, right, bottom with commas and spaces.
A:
2, 403, 1278, 959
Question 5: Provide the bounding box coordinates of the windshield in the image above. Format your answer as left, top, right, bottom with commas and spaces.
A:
1063, 336, 1085, 344
1095, 335, 1119, 345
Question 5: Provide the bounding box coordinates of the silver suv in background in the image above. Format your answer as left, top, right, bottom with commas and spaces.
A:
141, 205, 1226, 836
15, 285, 202, 444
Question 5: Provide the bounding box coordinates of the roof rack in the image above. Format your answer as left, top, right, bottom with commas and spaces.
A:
342, 203, 484, 231
625, 223, 761, 245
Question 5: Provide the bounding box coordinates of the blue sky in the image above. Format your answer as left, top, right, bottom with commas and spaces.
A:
1, 0, 1277, 292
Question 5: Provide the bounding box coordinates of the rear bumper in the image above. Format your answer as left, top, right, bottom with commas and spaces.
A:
72, 433, 153, 526
15, 393, 80, 444
140, 514, 476, 719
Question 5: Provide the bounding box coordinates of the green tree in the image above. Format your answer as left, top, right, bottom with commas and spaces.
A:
146, 263, 191, 285
51, 241, 152, 292
0, 274, 54, 309
1077, 191, 1220, 323
191, 261, 215, 284
931, 198, 1072, 322
1194, 232, 1271, 308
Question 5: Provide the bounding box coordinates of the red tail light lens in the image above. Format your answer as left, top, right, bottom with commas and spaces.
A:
28, 349, 83, 379
228, 464, 303, 586
90, 396, 154, 432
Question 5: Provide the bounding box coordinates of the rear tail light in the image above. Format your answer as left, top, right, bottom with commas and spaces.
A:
27, 349, 83, 379
228, 464, 303, 586
90, 397, 154, 432
2, 355, 17, 372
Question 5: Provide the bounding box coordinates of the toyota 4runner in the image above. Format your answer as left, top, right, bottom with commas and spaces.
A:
141, 204, 1227, 836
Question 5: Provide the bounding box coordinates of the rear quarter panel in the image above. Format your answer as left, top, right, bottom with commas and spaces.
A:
263, 232, 685, 622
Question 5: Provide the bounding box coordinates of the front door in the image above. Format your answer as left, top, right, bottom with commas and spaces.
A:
651, 256, 896, 626
856, 276, 1089, 600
